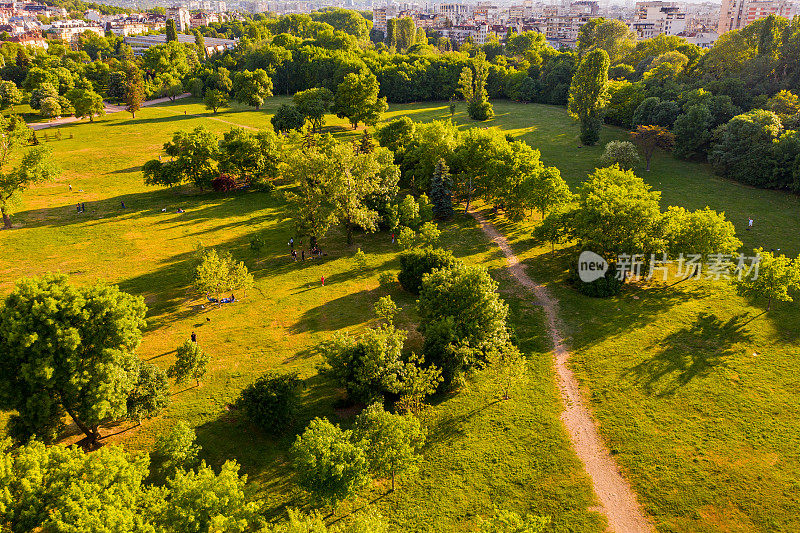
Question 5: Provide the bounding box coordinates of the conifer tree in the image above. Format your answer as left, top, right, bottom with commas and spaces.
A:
429, 158, 453, 219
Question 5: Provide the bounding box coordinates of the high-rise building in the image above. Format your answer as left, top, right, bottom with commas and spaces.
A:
718, 0, 797, 34
633, 1, 687, 39
166, 6, 190, 32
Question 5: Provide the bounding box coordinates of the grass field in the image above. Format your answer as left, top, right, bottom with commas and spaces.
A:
3, 97, 800, 532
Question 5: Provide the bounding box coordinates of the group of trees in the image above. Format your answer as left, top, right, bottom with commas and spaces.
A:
376, 117, 571, 220
143, 125, 281, 190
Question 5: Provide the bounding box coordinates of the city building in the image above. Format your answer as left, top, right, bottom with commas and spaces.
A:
124, 32, 236, 56
46, 20, 104, 43
718, 0, 797, 33
166, 6, 191, 32
633, 1, 686, 39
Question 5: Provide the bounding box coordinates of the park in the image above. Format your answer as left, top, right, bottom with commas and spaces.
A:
0, 94, 798, 531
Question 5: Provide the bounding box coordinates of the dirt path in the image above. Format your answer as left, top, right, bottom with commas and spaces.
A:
28, 94, 193, 130
471, 209, 654, 533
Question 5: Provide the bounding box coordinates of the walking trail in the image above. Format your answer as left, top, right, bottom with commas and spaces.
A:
471, 209, 654, 533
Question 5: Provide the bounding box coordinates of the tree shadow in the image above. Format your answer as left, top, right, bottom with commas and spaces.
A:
288, 286, 383, 334
625, 311, 754, 396
424, 399, 500, 447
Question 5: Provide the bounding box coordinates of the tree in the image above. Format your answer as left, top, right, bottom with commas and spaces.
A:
0, 441, 153, 531
631, 124, 675, 171
0, 80, 22, 110
477, 509, 550, 533
284, 137, 399, 245
124, 65, 145, 118
126, 361, 170, 425
218, 128, 281, 187
0, 273, 147, 445
429, 158, 453, 219
143, 126, 220, 189
673, 105, 713, 159
484, 345, 528, 401
291, 418, 370, 508
577, 18, 636, 64
158, 461, 259, 532
398, 246, 458, 294
733, 248, 800, 311
168, 340, 210, 387
166, 19, 178, 42
417, 263, 511, 387
662, 206, 742, 259
232, 69, 272, 110
352, 403, 426, 492
271, 103, 305, 133
150, 420, 202, 479
203, 89, 227, 114
193, 248, 253, 303
322, 325, 407, 403
708, 109, 783, 187
334, 70, 387, 129
293, 87, 334, 131
67, 83, 104, 122
39, 96, 61, 118
0, 115, 59, 228
236, 371, 304, 435
459, 51, 493, 121
568, 49, 610, 146
599, 140, 640, 170
569, 165, 664, 259
194, 30, 207, 59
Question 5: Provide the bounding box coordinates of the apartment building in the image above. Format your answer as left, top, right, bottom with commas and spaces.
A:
166, 6, 191, 32
633, 1, 686, 39
718, 0, 797, 33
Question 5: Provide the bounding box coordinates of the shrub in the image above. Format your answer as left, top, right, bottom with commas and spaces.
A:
236, 371, 304, 435
569, 262, 623, 297
398, 247, 457, 294
397, 226, 417, 250
599, 140, 640, 170
211, 173, 237, 192
150, 420, 201, 480
378, 271, 396, 287
249, 234, 266, 253
468, 100, 494, 121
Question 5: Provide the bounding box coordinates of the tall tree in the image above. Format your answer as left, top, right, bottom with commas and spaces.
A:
577, 18, 636, 64
166, 19, 178, 42
204, 89, 227, 114
168, 340, 210, 387
124, 64, 145, 118
0, 274, 147, 445
429, 158, 453, 219
334, 70, 387, 129
143, 126, 220, 189
458, 51, 493, 121
568, 48, 610, 145
0, 115, 59, 228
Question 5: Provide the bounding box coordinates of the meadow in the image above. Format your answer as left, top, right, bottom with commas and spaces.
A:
2, 97, 800, 531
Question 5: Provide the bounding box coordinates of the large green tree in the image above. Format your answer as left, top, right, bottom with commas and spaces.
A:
334, 70, 387, 129
0, 273, 147, 445
568, 48, 610, 145
293, 87, 334, 131
733, 248, 800, 311
232, 69, 273, 110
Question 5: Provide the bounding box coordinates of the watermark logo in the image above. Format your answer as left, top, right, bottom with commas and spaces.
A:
578, 250, 608, 282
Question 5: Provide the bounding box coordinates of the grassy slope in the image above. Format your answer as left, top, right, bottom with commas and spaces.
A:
0, 98, 603, 532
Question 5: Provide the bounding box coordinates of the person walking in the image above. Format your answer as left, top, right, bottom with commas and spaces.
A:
747, 217, 754, 230
301, 249, 305, 261
391, 232, 395, 244
321, 275, 325, 286
191, 332, 197, 343
289, 237, 294, 249
69, 184, 72, 192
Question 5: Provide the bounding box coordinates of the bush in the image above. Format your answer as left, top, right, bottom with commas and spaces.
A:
250, 234, 266, 253
398, 247, 457, 294
236, 371, 304, 435
378, 271, 396, 287
468, 100, 494, 121
599, 141, 640, 170
211, 173, 237, 192
569, 262, 623, 297
150, 421, 201, 480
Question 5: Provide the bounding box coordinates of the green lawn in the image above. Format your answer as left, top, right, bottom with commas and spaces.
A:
3, 97, 800, 532
0, 98, 603, 532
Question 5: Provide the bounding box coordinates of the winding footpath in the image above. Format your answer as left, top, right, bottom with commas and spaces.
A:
471, 210, 654, 533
